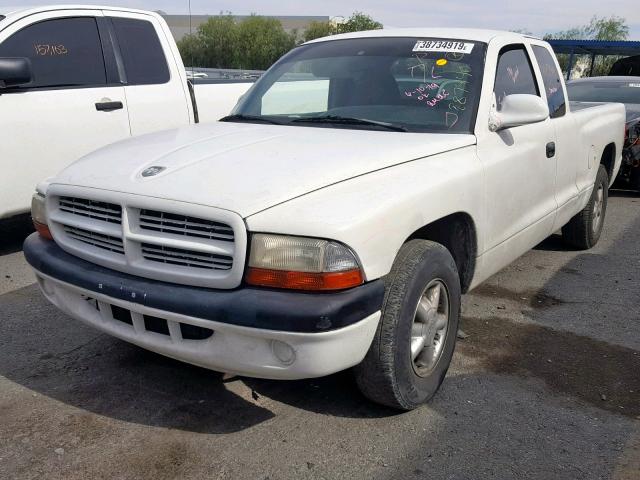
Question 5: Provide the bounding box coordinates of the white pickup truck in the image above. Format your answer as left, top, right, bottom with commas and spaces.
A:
0, 5, 252, 221
25, 29, 625, 410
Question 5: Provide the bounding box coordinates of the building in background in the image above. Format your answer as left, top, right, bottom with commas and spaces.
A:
161, 14, 330, 42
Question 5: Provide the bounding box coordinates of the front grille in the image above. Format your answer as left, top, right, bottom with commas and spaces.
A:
59, 197, 122, 224
63, 225, 124, 254
49, 189, 245, 289
139, 209, 234, 242
141, 243, 233, 270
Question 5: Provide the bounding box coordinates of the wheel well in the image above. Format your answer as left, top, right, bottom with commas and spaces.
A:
601, 143, 616, 181
406, 213, 477, 293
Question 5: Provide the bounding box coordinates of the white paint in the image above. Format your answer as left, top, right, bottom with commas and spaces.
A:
0, 5, 251, 220
29, 29, 626, 377
35, 271, 381, 380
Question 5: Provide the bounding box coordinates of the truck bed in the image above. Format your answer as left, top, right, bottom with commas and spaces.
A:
193, 82, 254, 123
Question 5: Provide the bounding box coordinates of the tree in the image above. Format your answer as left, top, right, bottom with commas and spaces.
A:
176, 13, 296, 70
303, 12, 383, 42
544, 16, 629, 77
235, 15, 297, 70
177, 33, 205, 68
195, 14, 238, 69
339, 12, 383, 33
303, 20, 335, 42
546, 15, 629, 41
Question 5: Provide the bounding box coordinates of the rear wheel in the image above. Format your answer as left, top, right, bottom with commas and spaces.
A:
355, 240, 460, 410
562, 165, 609, 250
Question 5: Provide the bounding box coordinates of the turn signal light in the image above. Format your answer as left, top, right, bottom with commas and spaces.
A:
31, 192, 53, 240
33, 220, 53, 240
245, 234, 364, 291
246, 267, 363, 291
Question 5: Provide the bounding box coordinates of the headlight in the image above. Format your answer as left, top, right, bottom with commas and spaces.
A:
31, 193, 53, 240
245, 234, 363, 291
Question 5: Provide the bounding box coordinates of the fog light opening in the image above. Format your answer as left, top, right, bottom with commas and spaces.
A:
271, 340, 296, 366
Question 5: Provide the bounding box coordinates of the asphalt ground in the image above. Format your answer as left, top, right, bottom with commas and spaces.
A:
0, 192, 638, 480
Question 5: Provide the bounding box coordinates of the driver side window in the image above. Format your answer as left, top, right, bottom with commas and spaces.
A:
0, 17, 107, 89
494, 45, 539, 111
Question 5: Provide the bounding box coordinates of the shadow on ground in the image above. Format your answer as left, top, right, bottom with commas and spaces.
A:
0, 285, 396, 435
458, 315, 640, 418
0, 215, 33, 256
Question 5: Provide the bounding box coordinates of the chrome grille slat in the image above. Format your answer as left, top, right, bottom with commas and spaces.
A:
138, 220, 234, 239
59, 197, 122, 224
63, 226, 125, 254
141, 245, 233, 264
139, 209, 234, 242
141, 243, 233, 270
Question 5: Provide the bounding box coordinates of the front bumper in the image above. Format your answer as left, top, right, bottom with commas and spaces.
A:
24, 234, 384, 379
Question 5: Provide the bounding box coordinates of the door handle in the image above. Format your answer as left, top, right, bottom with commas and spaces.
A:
95, 101, 123, 112
546, 142, 556, 158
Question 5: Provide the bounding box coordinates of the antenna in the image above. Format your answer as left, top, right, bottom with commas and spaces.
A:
188, 0, 194, 76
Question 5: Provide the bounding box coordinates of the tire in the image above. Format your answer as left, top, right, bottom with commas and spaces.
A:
354, 240, 461, 410
562, 165, 609, 250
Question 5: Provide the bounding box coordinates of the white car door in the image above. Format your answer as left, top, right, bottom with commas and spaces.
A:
530, 42, 582, 230
0, 10, 130, 218
476, 44, 558, 253
105, 12, 192, 136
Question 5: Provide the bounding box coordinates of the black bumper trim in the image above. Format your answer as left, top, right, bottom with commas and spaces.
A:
23, 234, 384, 333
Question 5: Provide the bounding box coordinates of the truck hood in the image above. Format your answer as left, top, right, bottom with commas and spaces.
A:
53, 122, 475, 217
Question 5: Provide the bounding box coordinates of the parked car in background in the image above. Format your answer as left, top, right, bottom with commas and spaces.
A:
567, 77, 640, 191
0, 5, 254, 222
25, 29, 624, 410
609, 55, 640, 77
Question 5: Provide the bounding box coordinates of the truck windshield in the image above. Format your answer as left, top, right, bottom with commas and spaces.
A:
231, 37, 486, 133
567, 80, 640, 104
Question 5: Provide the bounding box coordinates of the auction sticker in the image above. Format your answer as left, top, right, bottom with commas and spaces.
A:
413, 40, 474, 54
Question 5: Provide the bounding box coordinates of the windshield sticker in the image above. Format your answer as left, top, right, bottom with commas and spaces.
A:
413, 40, 474, 54
436, 58, 448, 66
628, 83, 640, 88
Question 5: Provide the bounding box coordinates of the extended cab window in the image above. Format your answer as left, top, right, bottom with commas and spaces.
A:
111, 18, 170, 85
532, 45, 566, 118
0, 17, 107, 88
494, 46, 539, 111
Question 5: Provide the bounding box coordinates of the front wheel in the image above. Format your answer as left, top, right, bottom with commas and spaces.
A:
562, 165, 609, 250
354, 240, 461, 410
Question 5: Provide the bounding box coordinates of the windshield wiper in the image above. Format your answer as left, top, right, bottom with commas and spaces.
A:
219, 114, 285, 125
291, 115, 408, 132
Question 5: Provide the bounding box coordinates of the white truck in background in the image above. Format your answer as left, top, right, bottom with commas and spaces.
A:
0, 5, 253, 221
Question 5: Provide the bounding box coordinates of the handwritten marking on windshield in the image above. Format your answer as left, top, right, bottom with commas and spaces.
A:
34, 44, 68, 56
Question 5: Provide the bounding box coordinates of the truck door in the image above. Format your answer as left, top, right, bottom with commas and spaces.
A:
530, 43, 581, 230
0, 10, 130, 218
106, 13, 192, 136
476, 44, 558, 252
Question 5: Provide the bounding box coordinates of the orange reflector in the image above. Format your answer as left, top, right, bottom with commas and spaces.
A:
33, 220, 53, 240
245, 267, 363, 291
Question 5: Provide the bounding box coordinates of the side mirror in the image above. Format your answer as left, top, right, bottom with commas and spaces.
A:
0, 57, 33, 88
489, 94, 549, 132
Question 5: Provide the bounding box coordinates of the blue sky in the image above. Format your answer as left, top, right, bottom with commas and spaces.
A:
2, 1, 638, 39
